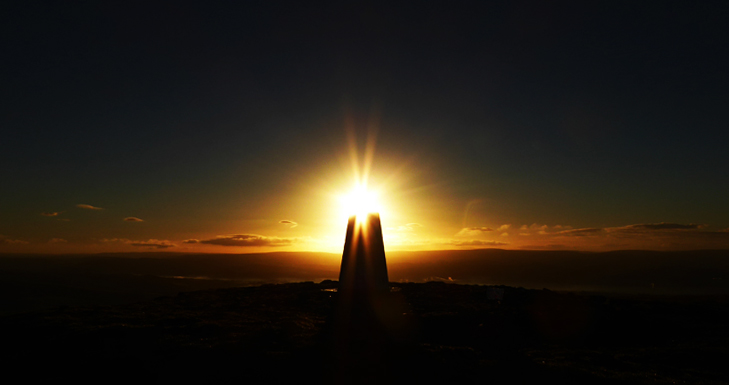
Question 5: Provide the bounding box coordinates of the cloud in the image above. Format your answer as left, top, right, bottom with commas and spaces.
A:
455, 227, 494, 237
182, 239, 200, 244
515, 222, 708, 239
468, 226, 494, 232
450, 239, 508, 246
392, 223, 423, 232
77, 204, 103, 210
100, 238, 175, 249
497, 224, 511, 231
425, 276, 455, 283
520, 244, 569, 250
4, 239, 29, 245
460, 221, 729, 251
600, 223, 708, 237
519, 224, 549, 232
279, 220, 298, 228
555, 228, 604, 236
595, 222, 729, 243
41, 212, 60, 217
523, 223, 706, 238
611, 223, 702, 231
48, 238, 67, 243
124, 217, 144, 222
127, 239, 175, 249
521, 221, 729, 250
200, 234, 296, 247
0, 235, 29, 245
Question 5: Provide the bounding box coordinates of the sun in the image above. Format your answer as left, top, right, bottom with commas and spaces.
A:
339, 184, 383, 220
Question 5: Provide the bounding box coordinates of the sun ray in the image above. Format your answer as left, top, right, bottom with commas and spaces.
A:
345, 112, 361, 185
361, 107, 380, 187
338, 108, 387, 221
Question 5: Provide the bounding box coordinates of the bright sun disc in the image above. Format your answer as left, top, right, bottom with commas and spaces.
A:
339, 185, 382, 219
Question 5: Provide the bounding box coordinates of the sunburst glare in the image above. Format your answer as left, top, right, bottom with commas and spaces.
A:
339, 183, 384, 220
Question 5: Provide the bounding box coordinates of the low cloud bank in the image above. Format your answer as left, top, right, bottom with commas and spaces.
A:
450, 239, 508, 246
0, 235, 28, 245
101, 238, 175, 249
200, 234, 296, 247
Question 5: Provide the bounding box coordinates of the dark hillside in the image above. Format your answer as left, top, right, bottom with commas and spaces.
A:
1, 249, 728, 315
1, 282, 727, 384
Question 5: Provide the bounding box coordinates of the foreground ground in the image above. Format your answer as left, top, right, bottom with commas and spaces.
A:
1, 282, 728, 384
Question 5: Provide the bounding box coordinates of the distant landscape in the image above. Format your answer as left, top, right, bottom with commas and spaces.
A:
2, 249, 728, 315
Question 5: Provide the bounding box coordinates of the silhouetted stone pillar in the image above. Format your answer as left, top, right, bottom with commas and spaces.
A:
339, 213, 389, 293
329, 212, 417, 384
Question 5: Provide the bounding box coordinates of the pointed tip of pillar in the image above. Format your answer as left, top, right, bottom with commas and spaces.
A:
351, 212, 381, 225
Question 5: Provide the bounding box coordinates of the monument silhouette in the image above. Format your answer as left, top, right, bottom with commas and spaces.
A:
338, 213, 389, 294
330, 212, 412, 383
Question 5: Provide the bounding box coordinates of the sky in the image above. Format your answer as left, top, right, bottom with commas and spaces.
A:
2, 1, 729, 254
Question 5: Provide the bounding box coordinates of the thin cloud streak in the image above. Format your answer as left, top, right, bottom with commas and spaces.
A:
608, 223, 703, 232
555, 228, 604, 236
450, 239, 508, 246
513, 222, 729, 250
77, 204, 103, 210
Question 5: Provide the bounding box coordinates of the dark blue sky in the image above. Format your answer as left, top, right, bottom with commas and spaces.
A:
2, 1, 729, 252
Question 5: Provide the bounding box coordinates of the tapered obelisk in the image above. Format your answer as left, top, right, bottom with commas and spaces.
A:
339, 213, 389, 293
331, 213, 405, 384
